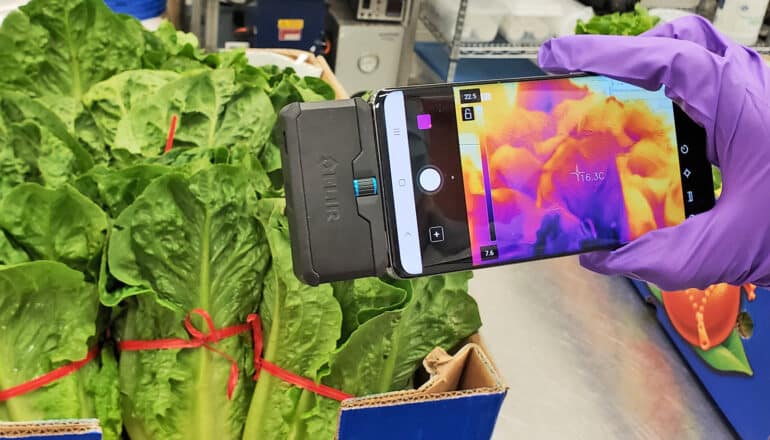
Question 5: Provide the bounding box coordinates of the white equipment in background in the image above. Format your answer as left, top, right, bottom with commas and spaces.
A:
500, 0, 594, 44
348, 0, 411, 23
327, 0, 405, 94
423, 0, 508, 42
639, 0, 699, 10
423, 0, 593, 45
713, 0, 770, 45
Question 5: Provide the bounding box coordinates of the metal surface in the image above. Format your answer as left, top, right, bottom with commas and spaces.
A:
396, 0, 423, 86
470, 257, 735, 439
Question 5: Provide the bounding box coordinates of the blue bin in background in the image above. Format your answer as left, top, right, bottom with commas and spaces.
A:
104, 0, 165, 20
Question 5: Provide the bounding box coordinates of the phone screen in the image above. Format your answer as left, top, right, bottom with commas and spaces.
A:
375, 75, 714, 276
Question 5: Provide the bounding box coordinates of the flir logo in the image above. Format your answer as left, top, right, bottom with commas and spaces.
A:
319, 155, 340, 222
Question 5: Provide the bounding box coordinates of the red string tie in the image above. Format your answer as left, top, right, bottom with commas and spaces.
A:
249, 314, 352, 402
119, 308, 251, 400
0, 347, 100, 402
118, 309, 352, 402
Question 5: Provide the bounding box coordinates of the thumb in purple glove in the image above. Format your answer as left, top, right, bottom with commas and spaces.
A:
538, 16, 770, 291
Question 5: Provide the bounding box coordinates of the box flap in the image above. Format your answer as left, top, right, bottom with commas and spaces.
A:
340, 338, 506, 410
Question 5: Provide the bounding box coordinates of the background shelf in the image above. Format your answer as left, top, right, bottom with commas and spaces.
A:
418, 0, 770, 80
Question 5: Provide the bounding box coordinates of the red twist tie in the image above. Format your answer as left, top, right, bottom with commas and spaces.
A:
164, 114, 178, 154
0, 347, 100, 402
249, 314, 352, 402
119, 309, 252, 400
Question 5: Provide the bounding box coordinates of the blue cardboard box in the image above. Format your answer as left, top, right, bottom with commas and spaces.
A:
0, 420, 102, 440
630, 280, 770, 439
337, 336, 508, 440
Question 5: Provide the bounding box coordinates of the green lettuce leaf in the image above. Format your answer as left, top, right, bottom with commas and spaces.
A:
332, 278, 409, 341
325, 271, 480, 396
0, 261, 120, 439
108, 165, 269, 440
576, 4, 660, 36
74, 164, 172, 218
0, 183, 108, 275
0, 91, 92, 197
0, 230, 29, 265
141, 21, 208, 71
0, 0, 145, 100
242, 198, 343, 440
82, 70, 180, 153
304, 273, 481, 439
267, 69, 334, 113
113, 69, 275, 158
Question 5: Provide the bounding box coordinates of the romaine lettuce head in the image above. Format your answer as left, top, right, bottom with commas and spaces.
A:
0, 261, 121, 439
107, 165, 269, 440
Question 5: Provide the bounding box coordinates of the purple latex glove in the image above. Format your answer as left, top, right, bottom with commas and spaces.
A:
538, 16, 770, 290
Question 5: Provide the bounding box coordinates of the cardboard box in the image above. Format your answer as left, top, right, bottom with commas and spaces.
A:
630, 280, 770, 439
0, 420, 102, 440
337, 335, 508, 440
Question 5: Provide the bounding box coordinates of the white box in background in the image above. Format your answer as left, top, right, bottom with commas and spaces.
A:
500, 0, 593, 45
424, 0, 508, 43
0, 1, 29, 25
640, 0, 699, 11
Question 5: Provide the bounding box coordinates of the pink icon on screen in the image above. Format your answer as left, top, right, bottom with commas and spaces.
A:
417, 114, 432, 130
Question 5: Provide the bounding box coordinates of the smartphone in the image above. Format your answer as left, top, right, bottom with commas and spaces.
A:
373, 74, 715, 278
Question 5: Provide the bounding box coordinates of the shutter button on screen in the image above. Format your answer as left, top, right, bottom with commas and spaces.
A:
418, 167, 442, 193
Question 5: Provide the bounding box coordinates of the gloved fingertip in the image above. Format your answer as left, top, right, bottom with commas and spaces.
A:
579, 251, 612, 272
537, 39, 572, 73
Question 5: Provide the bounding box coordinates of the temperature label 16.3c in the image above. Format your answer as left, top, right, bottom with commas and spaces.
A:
480, 245, 499, 261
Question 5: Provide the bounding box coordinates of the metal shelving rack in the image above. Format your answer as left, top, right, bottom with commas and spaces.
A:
420, 0, 770, 82
420, 0, 539, 81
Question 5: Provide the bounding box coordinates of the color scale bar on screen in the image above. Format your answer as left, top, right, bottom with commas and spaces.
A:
384, 91, 423, 275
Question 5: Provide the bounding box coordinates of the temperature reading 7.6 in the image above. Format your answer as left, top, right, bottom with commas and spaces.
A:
480, 245, 499, 261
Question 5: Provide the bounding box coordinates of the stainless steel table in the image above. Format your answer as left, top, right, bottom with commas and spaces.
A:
470, 257, 735, 439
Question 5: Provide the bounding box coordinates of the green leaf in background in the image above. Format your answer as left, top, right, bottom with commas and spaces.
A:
694, 329, 753, 376
83, 70, 180, 154
324, 271, 479, 397
332, 278, 409, 342
108, 165, 269, 440
141, 21, 212, 72
576, 4, 660, 36
0, 0, 145, 100
0, 261, 121, 439
84, 347, 122, 440
0, 229, 28, 265
301, 272, 480, 439
0, 91, 93, 197
0, 183, 108, 275
74, 164, 172, 218
267, 68, 334, 113
113, 69, 275, 158
242, 198, 343, 440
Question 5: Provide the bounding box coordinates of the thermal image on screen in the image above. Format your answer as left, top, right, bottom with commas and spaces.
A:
454, 77, 685, 266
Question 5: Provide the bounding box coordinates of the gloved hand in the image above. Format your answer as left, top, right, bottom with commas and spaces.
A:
538, 16, 770, 290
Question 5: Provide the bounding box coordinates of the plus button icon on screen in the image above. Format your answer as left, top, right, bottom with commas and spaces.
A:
429, 226, 445, 243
